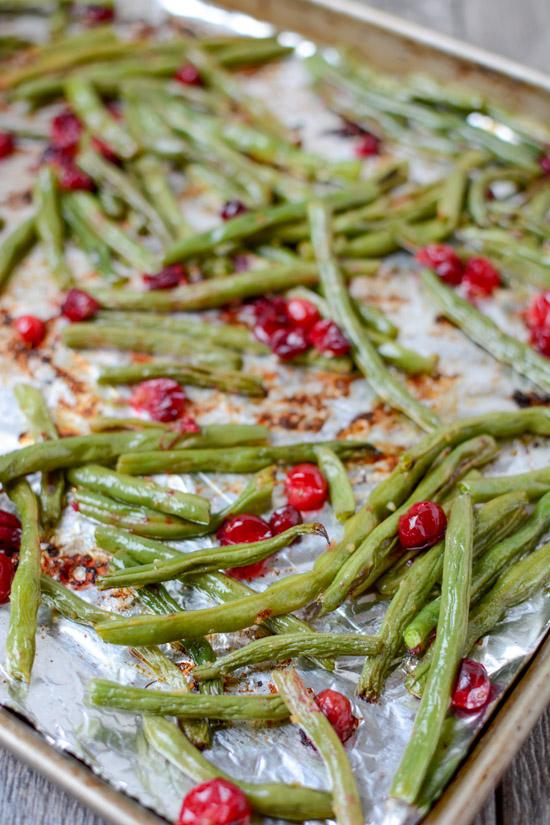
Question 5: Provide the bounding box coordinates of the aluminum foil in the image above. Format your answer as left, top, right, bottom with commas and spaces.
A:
0, 2, 549, 824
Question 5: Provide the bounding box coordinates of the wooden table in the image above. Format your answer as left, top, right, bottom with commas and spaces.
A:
1, 1, 549, 823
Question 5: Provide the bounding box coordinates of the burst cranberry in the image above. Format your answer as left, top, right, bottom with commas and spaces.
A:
269, 326, 309, 360
308, 319, 350, 356
173, 415, 201, 434
143, 264, 187, 290
91, 136, 119, 164
252, 296, 289, 345
0, 555, 15, 605
285, 463, 328, 511
462, 257, 501, 298
530, 328, 550, 357
416, 244, 464, 286
0, 511, 21, 554
14, 315, 46, 348
61, 288, 99, 322
174, 62, 202, 87
398, 500, 447, 550
50, 110, 82, 152
56, 159, 95, 192
451, 658, 491, 712
355, 133, 381, 157
526, 292, 550, 356
131, 378, 186, 423
269, 505, 303, 535
0, 131, 15, 160
178, 778, 251, 825
315, 689, 358, 743
286, 298, 321, 332
82, 4, 115, 24
217, 513, 271, 546
220, 199, 247, 221
540, 153, 550, 175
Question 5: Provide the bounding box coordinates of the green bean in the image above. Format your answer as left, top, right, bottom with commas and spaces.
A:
64, 76, 138, 159
143, 716, 333, 822
320, 434, 497, 612
459, 467, 550, 501
436, 166, 467, 230
314, 445, 355, 522
89, 679, 289, 720
97, 360, 265, 396
273, 669, 362, 825
122, 88, 188, 159
421, 268, 550, 393
0, 216, 36, 292
468, 167, 534, 227
133, 154, 189, 240
33, 165, 72, 288
62, 197, 117, 281
92, 422, 269, 449
68, 465, 210, 524
291, 349, 354, 374
98, 522, 327, 590
309, 200, 439, 431
13, 383, 65, 529
5, 480, 42, 683
41, 574, 113, 626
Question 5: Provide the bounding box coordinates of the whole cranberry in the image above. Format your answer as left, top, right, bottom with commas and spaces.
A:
0, 511, 21, 554
526, 292, 550, 333
56, 159, 95, 192
14, 315, 47, 348
530, 327, 550, 357
355, 133, 381, 157
398, 500, 447, 550
0, 132, 15, 160
416, 244, 464, 286
315, 689, 359, 743
177, 778, 251, 825
285, 463, 328, 511
462, 257, 501, 299
286, 298, 321, 332
174, 62, 203, 87
61, 288, 99, 322
252, 296, 289, 345
131, 378, 187, 423
143, 264, 187, 290
220, 199, 247, 221
50, 110, 82, 152
269, 505, 303, 535
82, 4, 115, 24
451, 658, 492, 712
269, 326, 310, 360
0, 555, 15, 604
308, 319, 351, 356
217, 513, 272, 581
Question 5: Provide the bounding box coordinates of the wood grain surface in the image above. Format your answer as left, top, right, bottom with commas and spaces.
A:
0, 1, 548, 823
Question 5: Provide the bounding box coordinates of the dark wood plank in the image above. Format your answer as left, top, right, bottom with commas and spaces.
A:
499, 707, 550, 825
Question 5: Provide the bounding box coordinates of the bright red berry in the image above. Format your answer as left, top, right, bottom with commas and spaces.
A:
50, 110, 82, 152
540, 153, 550, 176
398, 500, 447, 550
174, 62, 202, 87
451, 658, 491, 712
416, 244, 464, 286
173, 415, 201, 434
0, 511, 21, 554
308, 319, 350, 356
315, 689, 358, 743
61, 288, 99, 322
56, 159, 95, 192
530, 328, 550, 357
220, 199, 247, 221
269, 505, 303, 535
252, 296, 289, 345
0, 131, 15, 160
285, 463, 328, 511
14, 315, 47, 348
82, 4, 115, 24
462, 257, 501, 298
218, 513, 272, 581
355, 133, 381, 157
269, 326, 310, 360
131, 378, 186, 423
525, 292, 550, 356
0, 555, 15, 605
178, 778, 251, 825
143, 264, 187, 290
91, 136, 119, 164
286, 298, 321, 332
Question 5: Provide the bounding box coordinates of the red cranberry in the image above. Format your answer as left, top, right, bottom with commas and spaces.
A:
269, 326, 309, 360
56, 159, 95, 192
398, 500, 447, 550
173, 415, 201, 434
337, 118, 368, 138
61, 288, 99, 322
540, 153, 550, 176
416, 244, 464, 286
217, 513, 271, 546
308, 319, 350, 356
220, 200, 247, 221
252, 296, 289, 345
355, 133, 381, 157
143, 264, 187, 290
286, 298, 321, 332
82, 4, 115, 24
462, 257, 501, 298
50, 110, 82, 152
0, 555, 15, 605
91, 136, 119, 164
315, 689, 358, 743
131, 378, 186, 423
0, 132, 15, 160
269, 505, 303, 535
14, 315, 46, 348
525, 292, 550, 356
451, 658, 491, 712
0, 511, 21, 554
225, 560, 268, 580
530, 328, 550, 357
285, 463, 328, 511
174, 62, 203, 87
178, 778, 251, 825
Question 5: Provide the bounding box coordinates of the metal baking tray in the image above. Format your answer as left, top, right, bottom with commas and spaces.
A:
0, 1, 549, 823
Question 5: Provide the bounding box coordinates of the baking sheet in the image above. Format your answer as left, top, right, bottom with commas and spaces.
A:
0, 2, 549, 824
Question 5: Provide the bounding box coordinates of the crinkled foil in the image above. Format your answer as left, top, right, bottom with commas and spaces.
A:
0, 2, 549, 824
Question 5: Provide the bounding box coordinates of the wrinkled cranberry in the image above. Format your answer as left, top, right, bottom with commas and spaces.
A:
131, 378, 186, 423
451, 658, 491, 712
308, 319, 350, 356
82, 4, 115, 24
269, 505, 303, 535
0, 131, 15, 160
315, 689, 359, 743
61, 288, 99, 322
269, 326, 309, 360
462, 257, 501, 298
525, 291, 550, 355
530, 327, 550, 357
355, 133, 381, 157
143, 264, 187, 290
0, 555, 15, 605
0, 511, 21, 554
174, 62, 203, 87
178, 778, 251, 825
218, 513, 272, 581
416, 244, 464, 286
286, 298, 321, 332
220, 199, 247, 221
540, 153, 550, 176
398, 500, 447, 550
50, 110, 82, 152
91, 136, 119, 164
14, 315, 47, 348
56, 159, 95, 192
252, 296, 289, 345
285, 463, 328, 511
173, 415, 201, 434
